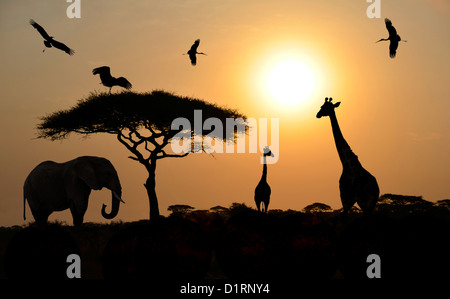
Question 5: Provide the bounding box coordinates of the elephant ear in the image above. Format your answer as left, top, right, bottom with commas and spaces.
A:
73, 159, 102, 190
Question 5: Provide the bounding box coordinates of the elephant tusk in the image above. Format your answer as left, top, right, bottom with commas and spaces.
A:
112, 190, 125, 204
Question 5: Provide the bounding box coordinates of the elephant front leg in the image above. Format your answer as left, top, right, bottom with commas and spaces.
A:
69, 196, 89, 226
71, 212, 84, 227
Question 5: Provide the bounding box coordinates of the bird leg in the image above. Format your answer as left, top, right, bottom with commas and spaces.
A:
109, 87, 112, 95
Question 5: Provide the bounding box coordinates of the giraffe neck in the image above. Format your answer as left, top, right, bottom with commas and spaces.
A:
329, 111, 358, 168
261, 156, 268, 181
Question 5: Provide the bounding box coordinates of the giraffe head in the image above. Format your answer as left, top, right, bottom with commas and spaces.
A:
316, 97, 341, 118
263, 146, 274, 157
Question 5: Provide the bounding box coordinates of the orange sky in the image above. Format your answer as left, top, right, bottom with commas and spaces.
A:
0, 0, 449, 226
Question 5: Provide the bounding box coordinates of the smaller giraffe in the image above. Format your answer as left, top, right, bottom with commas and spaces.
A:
255, 146, 274, 213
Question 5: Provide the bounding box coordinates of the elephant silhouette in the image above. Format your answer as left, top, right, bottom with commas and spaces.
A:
23, 156, 124, 226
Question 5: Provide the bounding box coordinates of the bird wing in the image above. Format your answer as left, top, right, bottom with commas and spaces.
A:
189, 53, 197, 65
30, 19, 51, 40
389, 40, 398, 58
385, 18, 397, 37
50, 39, 74, 55
116, 77, 132, 89
190, 39, 200, 52
92, 66, 111, 76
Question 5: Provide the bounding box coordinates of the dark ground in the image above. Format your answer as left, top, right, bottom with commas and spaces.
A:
1, 197, 449, 281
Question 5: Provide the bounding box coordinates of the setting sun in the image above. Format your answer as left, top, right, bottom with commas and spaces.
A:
251, 48, 322, 114
265, 58, 317, 107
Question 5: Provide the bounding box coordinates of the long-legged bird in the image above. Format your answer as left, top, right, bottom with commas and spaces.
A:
186, 39, 206, 66
29, 19, 74, 55
376, 18, 406, 58
92, 66, 132, 94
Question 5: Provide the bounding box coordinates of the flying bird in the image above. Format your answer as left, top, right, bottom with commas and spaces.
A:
29, 19, 74, 55
92, 66, 132, 94
186, 39, 206, 66
376, 18, 406, 58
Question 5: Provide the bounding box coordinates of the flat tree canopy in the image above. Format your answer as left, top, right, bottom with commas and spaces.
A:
167, 204, 195, 216
37, 90, 247, 220
38, 90, 246, 141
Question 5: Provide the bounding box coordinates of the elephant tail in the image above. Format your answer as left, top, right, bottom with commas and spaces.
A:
23, 184, 28, 220
23, 192, 27, 220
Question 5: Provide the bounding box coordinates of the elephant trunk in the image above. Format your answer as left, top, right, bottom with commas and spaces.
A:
101, 189, 123, 220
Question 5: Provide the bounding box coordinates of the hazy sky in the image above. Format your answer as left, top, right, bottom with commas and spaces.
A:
0, 0, 449, 226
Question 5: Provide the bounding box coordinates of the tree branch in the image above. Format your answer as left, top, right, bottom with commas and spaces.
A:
147, 125, 164, 139
117, 132, 148, 166
156, 150, 189, 159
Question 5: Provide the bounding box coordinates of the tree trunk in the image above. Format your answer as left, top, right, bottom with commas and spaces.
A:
144, 162, 160, 221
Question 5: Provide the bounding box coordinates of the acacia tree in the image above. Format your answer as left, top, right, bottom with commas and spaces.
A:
302, 203, 333, 214
37, 90, 246, 221
167, 204, 195, 217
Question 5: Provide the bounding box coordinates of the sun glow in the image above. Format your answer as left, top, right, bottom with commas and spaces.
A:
265, 58, 317, 108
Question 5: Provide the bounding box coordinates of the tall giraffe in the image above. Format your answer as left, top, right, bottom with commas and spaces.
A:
254, 146, 274, 213
316, 97, 379, 218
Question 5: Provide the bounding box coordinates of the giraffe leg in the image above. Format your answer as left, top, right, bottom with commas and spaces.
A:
339, 176, 356, 223
354, 171, 380, 217
341, 208, 349, 223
